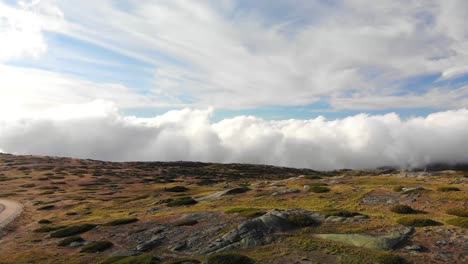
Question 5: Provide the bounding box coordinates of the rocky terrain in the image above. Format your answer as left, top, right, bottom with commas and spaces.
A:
0, 153, 466, 264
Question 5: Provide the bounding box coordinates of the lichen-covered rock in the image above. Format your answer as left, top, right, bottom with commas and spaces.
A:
201, 209, 323, 254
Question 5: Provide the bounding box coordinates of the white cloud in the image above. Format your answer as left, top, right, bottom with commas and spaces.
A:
1, 101, 467, 170
0, 0, 63, 62
42, 0, 468, 110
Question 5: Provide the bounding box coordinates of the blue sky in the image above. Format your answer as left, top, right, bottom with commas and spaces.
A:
1, 0, 468, 121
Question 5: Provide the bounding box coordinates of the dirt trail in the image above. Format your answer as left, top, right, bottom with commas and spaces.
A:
0, 199, 23, 229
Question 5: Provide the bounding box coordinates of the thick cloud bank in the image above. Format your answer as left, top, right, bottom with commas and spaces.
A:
1, 102, 467, 170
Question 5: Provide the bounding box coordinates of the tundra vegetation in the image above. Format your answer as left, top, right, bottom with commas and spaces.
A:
0, 153, 466, 263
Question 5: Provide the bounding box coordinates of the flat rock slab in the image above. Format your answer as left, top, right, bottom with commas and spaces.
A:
315, 226, 414, 250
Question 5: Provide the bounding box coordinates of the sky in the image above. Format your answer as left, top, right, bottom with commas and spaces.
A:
1, 0, 468, 169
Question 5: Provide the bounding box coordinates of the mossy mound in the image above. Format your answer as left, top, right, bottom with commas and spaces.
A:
167, 197, 198, 207
80, 241, 113, 253
437, 186, 461, 192
309, 186, 331, 193
390, 205, 416, 214
165, 186, 189, 192
224, 187, 251, 195
33, 226, 65, 233
287, 214, 319, 227
322, 209, 360, 217
57, 236, 84, 247
103, 218, 138, 226
377, 253, 408, 264
174, 219, 198, 226
50, 224, 96, 237
100, 255, 159, 264
397, 217, 442, 227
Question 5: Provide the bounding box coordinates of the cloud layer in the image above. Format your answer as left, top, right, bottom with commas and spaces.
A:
1, 102, 467, 170
2, 0, 468, 111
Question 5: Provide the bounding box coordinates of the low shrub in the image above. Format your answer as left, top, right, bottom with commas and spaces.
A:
103, 218, 138, 226
205, 253, 255, 264
167, 259, 201, 264
224, 187, 250, 195
392, 186, 403, 192
174, 219, 198, 226
225, 208, 266, 219
322, 209, 360, 217
66, 212, 78, 216
57, 236, 84, 247
80, 240, 113, 253
310, 186, 331, 193
446, 217, 468, 228
165, 186, 189, 192
446, 208, 468, 217
437, 186, 460, 192
304, 174, 322, 180
38, 219, 52, 224
167, 197, 197, 207
37, 205, 55, 210
390, 205, 417, 214
397, 217, 442, 227
50, 224, 96, 237
376, 253, 407, 264
101, 255, 160, 264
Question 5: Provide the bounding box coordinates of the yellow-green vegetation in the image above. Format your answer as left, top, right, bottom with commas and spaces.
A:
205, 253, 255, 264
446, 208, 468, 217
445, 217, 468, 228
225, 208, 267, 218
103, 218, 139, 226
80, 241, 113, 253
389, 205, 417, 214
396, 217, 442, 227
